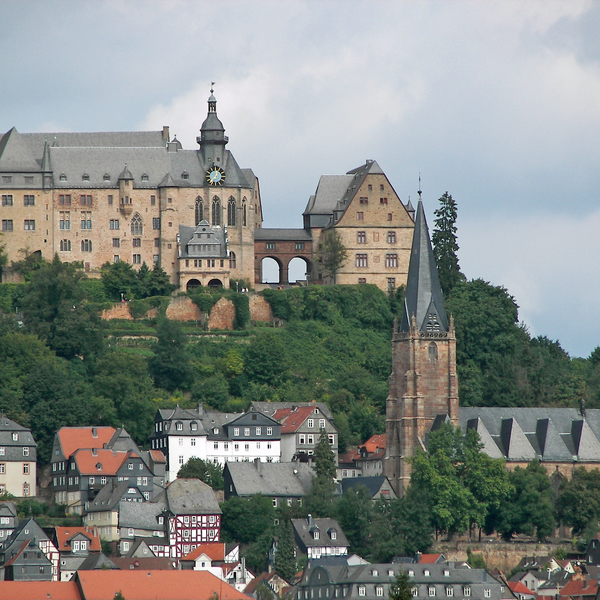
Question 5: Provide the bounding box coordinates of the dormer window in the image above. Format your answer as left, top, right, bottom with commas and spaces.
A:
408, 570, 414, 578
182, 171, 189, 180
103, 173, 111, 182
82, 173, 90, 182
329, 529, 337, 540
313, 530, 320, 540
141, 173, 149, 182
444, 570, 450, 577
424, 570, 430, 577
176, 422, 183, 431
213, 427, 219, 434
314, 408, 320, 414
60, 173, 67, 182
96, 463, 102, 471
11, 433, 18, 442
372, 569, 378, 576
191, 422, 198, 431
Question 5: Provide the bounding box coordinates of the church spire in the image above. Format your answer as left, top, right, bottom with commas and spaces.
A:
400, 200, 448, 333
197, 83, 228, 154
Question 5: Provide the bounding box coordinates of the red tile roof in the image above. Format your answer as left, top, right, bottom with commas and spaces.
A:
150, 449, 166, 463
418, 553, 444, 564
181, 542, 226, 562
76, 569, 249, 600
72, 449, 130, 475
273, 407, 317, 433
508, 581, 535, 597
55, 526, 102, 552
559, 578, 598, 600
360, 434, 386, 454
0, 581, 81, 600
111, 557, 177, 570
57, 427, 115, 459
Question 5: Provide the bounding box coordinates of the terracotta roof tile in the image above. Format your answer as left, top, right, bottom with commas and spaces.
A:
181, 542, 226, 562
418, 553, 444, 564
273, 407, 316, 433
509, 581, 535, 596
150, 449, 166, 462
360, 434, 386, 453
55, 526, 102, 552
72, 448, 129, 475
57, 427, 115, 459
0, 581, 81, 600
76, 569, 249, 600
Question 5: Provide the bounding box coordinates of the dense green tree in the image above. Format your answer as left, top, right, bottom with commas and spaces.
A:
388, 570, 412, 600
220, 495, 275, 545
432, 192, 464, 297
316, 231, 348, 284
178, 457, 224, 490
336, 485, 373, 557
148, 318, 193, 391
489, 461, 554, 541
314, 432, 336, 480
101, 261, 141, 301
304, 476, 337, 519
274, 519, 297, 582
243, 332, 288, 387
556, 468, 600, 535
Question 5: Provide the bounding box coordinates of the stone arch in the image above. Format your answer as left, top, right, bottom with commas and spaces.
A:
186, 279, 201, 291
212, 197, 221, 226
260, 256, 283, 284
227, 197, 236, 227
287, 256, 311, 283
195, 197, 204, 225
208, 278, 223, 289
229, 251, 237, 269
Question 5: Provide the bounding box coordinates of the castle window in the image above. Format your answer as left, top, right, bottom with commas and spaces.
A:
356, 212, 364, 220
82, 173, 90, 182
133, 238, 141, 247
229, 251, 236, 269
387, 213, 393, 221
110, 219, 120, 230
359, 197, 368, 204
266, 242, 276, 250
426, 313, 440, 332
228, 198, 236, 226
114, 255, 120, 263
131, 214, 143, 235
243, 200, 247, 226
81, 239, 92, 252
153, 218, 160, 230
380, 184, 384, 191
195, 197, 204, 224
380, 197, 388, 205
358, 278, 366, 283
59, 173, 67, 182
3, 220, 14, 231
2, 176, 11, 184
80, 195, 92, 206
212, 198, 221, 226
388, 278, 396, 291
2, 195, 13, 206
429, 342, 438, 361
60, 212, 70, 230
60, 239, 71, 252
133, 254, 141, 264
24, 220, 35, 231
108, 195, 113, 205
387, 231, 396, 243
23, 195, 35, 206
385, 254, 398, 268
355, 254, 368, 268
113, 238, 120, 248
142, 173, 149, 182
81, 211, 92, 230
104, 173, 111, 182
151, 195, 156, 205
357, 231, 366, 244
295, 242, 305, 250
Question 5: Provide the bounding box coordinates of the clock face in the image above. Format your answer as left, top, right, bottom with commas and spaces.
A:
206, 166, 226, 186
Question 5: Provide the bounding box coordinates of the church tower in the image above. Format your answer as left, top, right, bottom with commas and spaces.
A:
384, 200, 459, 496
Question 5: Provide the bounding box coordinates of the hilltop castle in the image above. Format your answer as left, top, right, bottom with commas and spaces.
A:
0, 88, 415, 292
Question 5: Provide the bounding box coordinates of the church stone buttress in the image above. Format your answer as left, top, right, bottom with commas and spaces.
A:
384, 200, 459, 497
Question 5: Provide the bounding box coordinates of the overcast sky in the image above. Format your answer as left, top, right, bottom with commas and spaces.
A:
2, 0, 600, 357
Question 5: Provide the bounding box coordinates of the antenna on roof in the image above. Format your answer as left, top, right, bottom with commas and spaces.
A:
418, 173, 422, 201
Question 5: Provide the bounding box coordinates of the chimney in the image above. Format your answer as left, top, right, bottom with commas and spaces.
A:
241, 557, 246, 583
415, 552, 422, 563
162, 126, 170, 143
255, 458, 261, 474
92, 448, 97, 456
307, 514, 313, 527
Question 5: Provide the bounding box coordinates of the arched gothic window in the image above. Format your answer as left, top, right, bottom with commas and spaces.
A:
195, 197, 204, 224
227, 197, 236, 226
131, 213, 143, 235
242, 198, 247, 226
212, 197, 221, 226
229, 251, 236, 269
428, 342, 438, 363
81, 239, 92, 252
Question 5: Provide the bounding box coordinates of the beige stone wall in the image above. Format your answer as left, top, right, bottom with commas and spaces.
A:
249, 294, 274, 322
165, 295, 203, 321
101, 303, 133, 320
208, 297, 235, 330
312, 172, 415, 292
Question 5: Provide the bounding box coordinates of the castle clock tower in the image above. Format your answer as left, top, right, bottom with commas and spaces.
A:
384, 200, 459, 497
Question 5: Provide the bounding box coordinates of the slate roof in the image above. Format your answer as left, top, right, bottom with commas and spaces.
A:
225, 461, 314, 497
292, 517, 349, 549
339, 476, 394, 499
400, 200, 448, 333
460, 407, 600, 462
303, 175, 353, 217
86, 480, 134, 512
251, 401, 333, 420
158, 478, 221, 515
254, 228, 312, 241
77, 552, 118, 571
118, 500, 166, 530
111, 557, 177, 570
178, 221, 227, 259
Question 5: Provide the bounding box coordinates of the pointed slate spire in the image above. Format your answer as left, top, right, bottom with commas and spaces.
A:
400, 200, 449, 332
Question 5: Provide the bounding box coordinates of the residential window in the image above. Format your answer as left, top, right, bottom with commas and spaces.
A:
110, 219, 120, 230
463, 588, 471, 597
60, 212, 70, 230
1, 220, 13, 232
0, 464, 5, 474
60, 239, 71, 251
299, 434, 306, 444
319, 419, 326, 429
128, 463, 134, 470
12, 433, 18, 442
24, 219, 35, 231
176, 422, 183, 431
357, 231, 366, 244
2, 176, 11, 184
376, 587, 384, 597
385, 254, 398, 268
23, 447, 29, 456
23, 195, 35, 206
89, 477, 95, 484
387, 231, 396, 243
359, 196, 368, 204
133, 254, 141, 264
81, 239, 92, 252
214, 442, 218, 449
113, 238, 120, 248
234, 428, 240, 436
266, 242, 276, 250
355, 254, 368, 268
101, 476, 106, 484
133, 237, 141, 247
484, 590, 490, 598
428, 587, 435, 597
0, 448, 4, 456
267, 427, 273, 435
328, 434, 335, 445
152, 218, 160, 230
2, 195, 13, 206
307, 419, 314, 429
245, 443, 249, 451
412, 588, 418, 597
307, 435, 314, 444
380, 197, 388, 205
358, 587, 365, 597
272, 498, 278, 507
446, 588, 453, 597
356, 212, 364, 220
244, 428, 250, 436
179, 455, 184, 464
81, 211, 92, 229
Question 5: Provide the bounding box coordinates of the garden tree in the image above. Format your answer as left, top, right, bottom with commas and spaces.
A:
255, 582, 275, 600
148, 318, 193, 392
93, 351, 156, 444
556, 468, 600, 536
274, 519, 297, 582
20, 255, 103, 361
488, 461, 555, 541
178, 457, 224, 490
410, 424, 511, 536
432, 192, 464, 297
388, 570, 412, 600
317, 231, 348, 284
305, 432, 338, 517
336, 485, 372, 557
144, 262, 177, 298
314, 432, 336, 480
220, 494, 275, 545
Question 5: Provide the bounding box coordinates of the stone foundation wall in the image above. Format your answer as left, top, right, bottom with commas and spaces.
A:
208, 297, 235, 330
165, 296, 202, 321
102, 303, 133, 320
249, 294, 274, 322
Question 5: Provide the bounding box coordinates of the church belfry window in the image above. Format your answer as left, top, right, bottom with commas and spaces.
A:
428, 342, 438, 362
228, 197, 236, 226
426, 313, 440, 332
131, 213, 143, 235
195, 197, 204, 224
212, 197, 221, 226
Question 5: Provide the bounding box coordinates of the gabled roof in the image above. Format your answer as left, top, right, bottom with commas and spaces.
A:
360, 434, 386, 454
118, 500, 166, 530
111, 557, 177, 570
72, 448, 130, 475
0, 127, 40, 172
400, 200, 448, 332
55, 526, 102, 552
507, 581, 535, 597
77, 552, 118, 571
291, 517, 349, 549
181, 542, 226, 562
339, 476, 395, 499
273, 407, 316, 433
225, 461, 314, 497
157, 478, 221, 515
250, 401, 333, 420
417, 553, 446, 564
55, 427, 115, 460
74, 569, 250, 600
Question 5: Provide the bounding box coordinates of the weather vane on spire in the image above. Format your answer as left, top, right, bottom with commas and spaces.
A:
418, 173, 422, 201
210, 81, 215, 93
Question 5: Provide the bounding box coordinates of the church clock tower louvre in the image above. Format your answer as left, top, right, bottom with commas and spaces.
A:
384, 199, 459, 497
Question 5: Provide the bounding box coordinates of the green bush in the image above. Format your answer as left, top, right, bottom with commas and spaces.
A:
230, 293, 250, 330
0, 283, 21, 313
